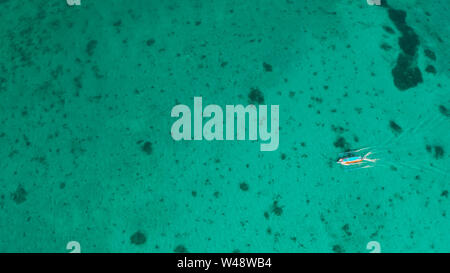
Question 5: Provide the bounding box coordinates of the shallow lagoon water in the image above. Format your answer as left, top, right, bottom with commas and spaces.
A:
0, 0, 449, 252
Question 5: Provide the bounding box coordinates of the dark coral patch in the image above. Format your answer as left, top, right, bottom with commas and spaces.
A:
425, 65, 436, 74
433, 146, 444, 159
382, 25, 395, 34
86, 40, 98, 57
426, 145, 445, 159
11, 185, 27, 204
342, 224, 352, 236
391, 54, 423, 91
389, 120, 403, 134
333, 136, 350, 150
263, 62, 273, 72
380, 43, 392, 51
398, 29, 420, 56
141, 141, 153, 155
130, 231, 147, 245
386, 7, 423, 91
387, 9, 407, 33
248, 88, 264, 104
332, 244, 344, 253
424, 49, 436, 61
271, 201, 283, 216
174, 245, 188, 253
438, 105, 450, 117
146, 38, 155, 46
239, 182, 249, 191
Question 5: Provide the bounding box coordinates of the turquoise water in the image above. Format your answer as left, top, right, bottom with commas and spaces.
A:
0, 0, 449, 253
